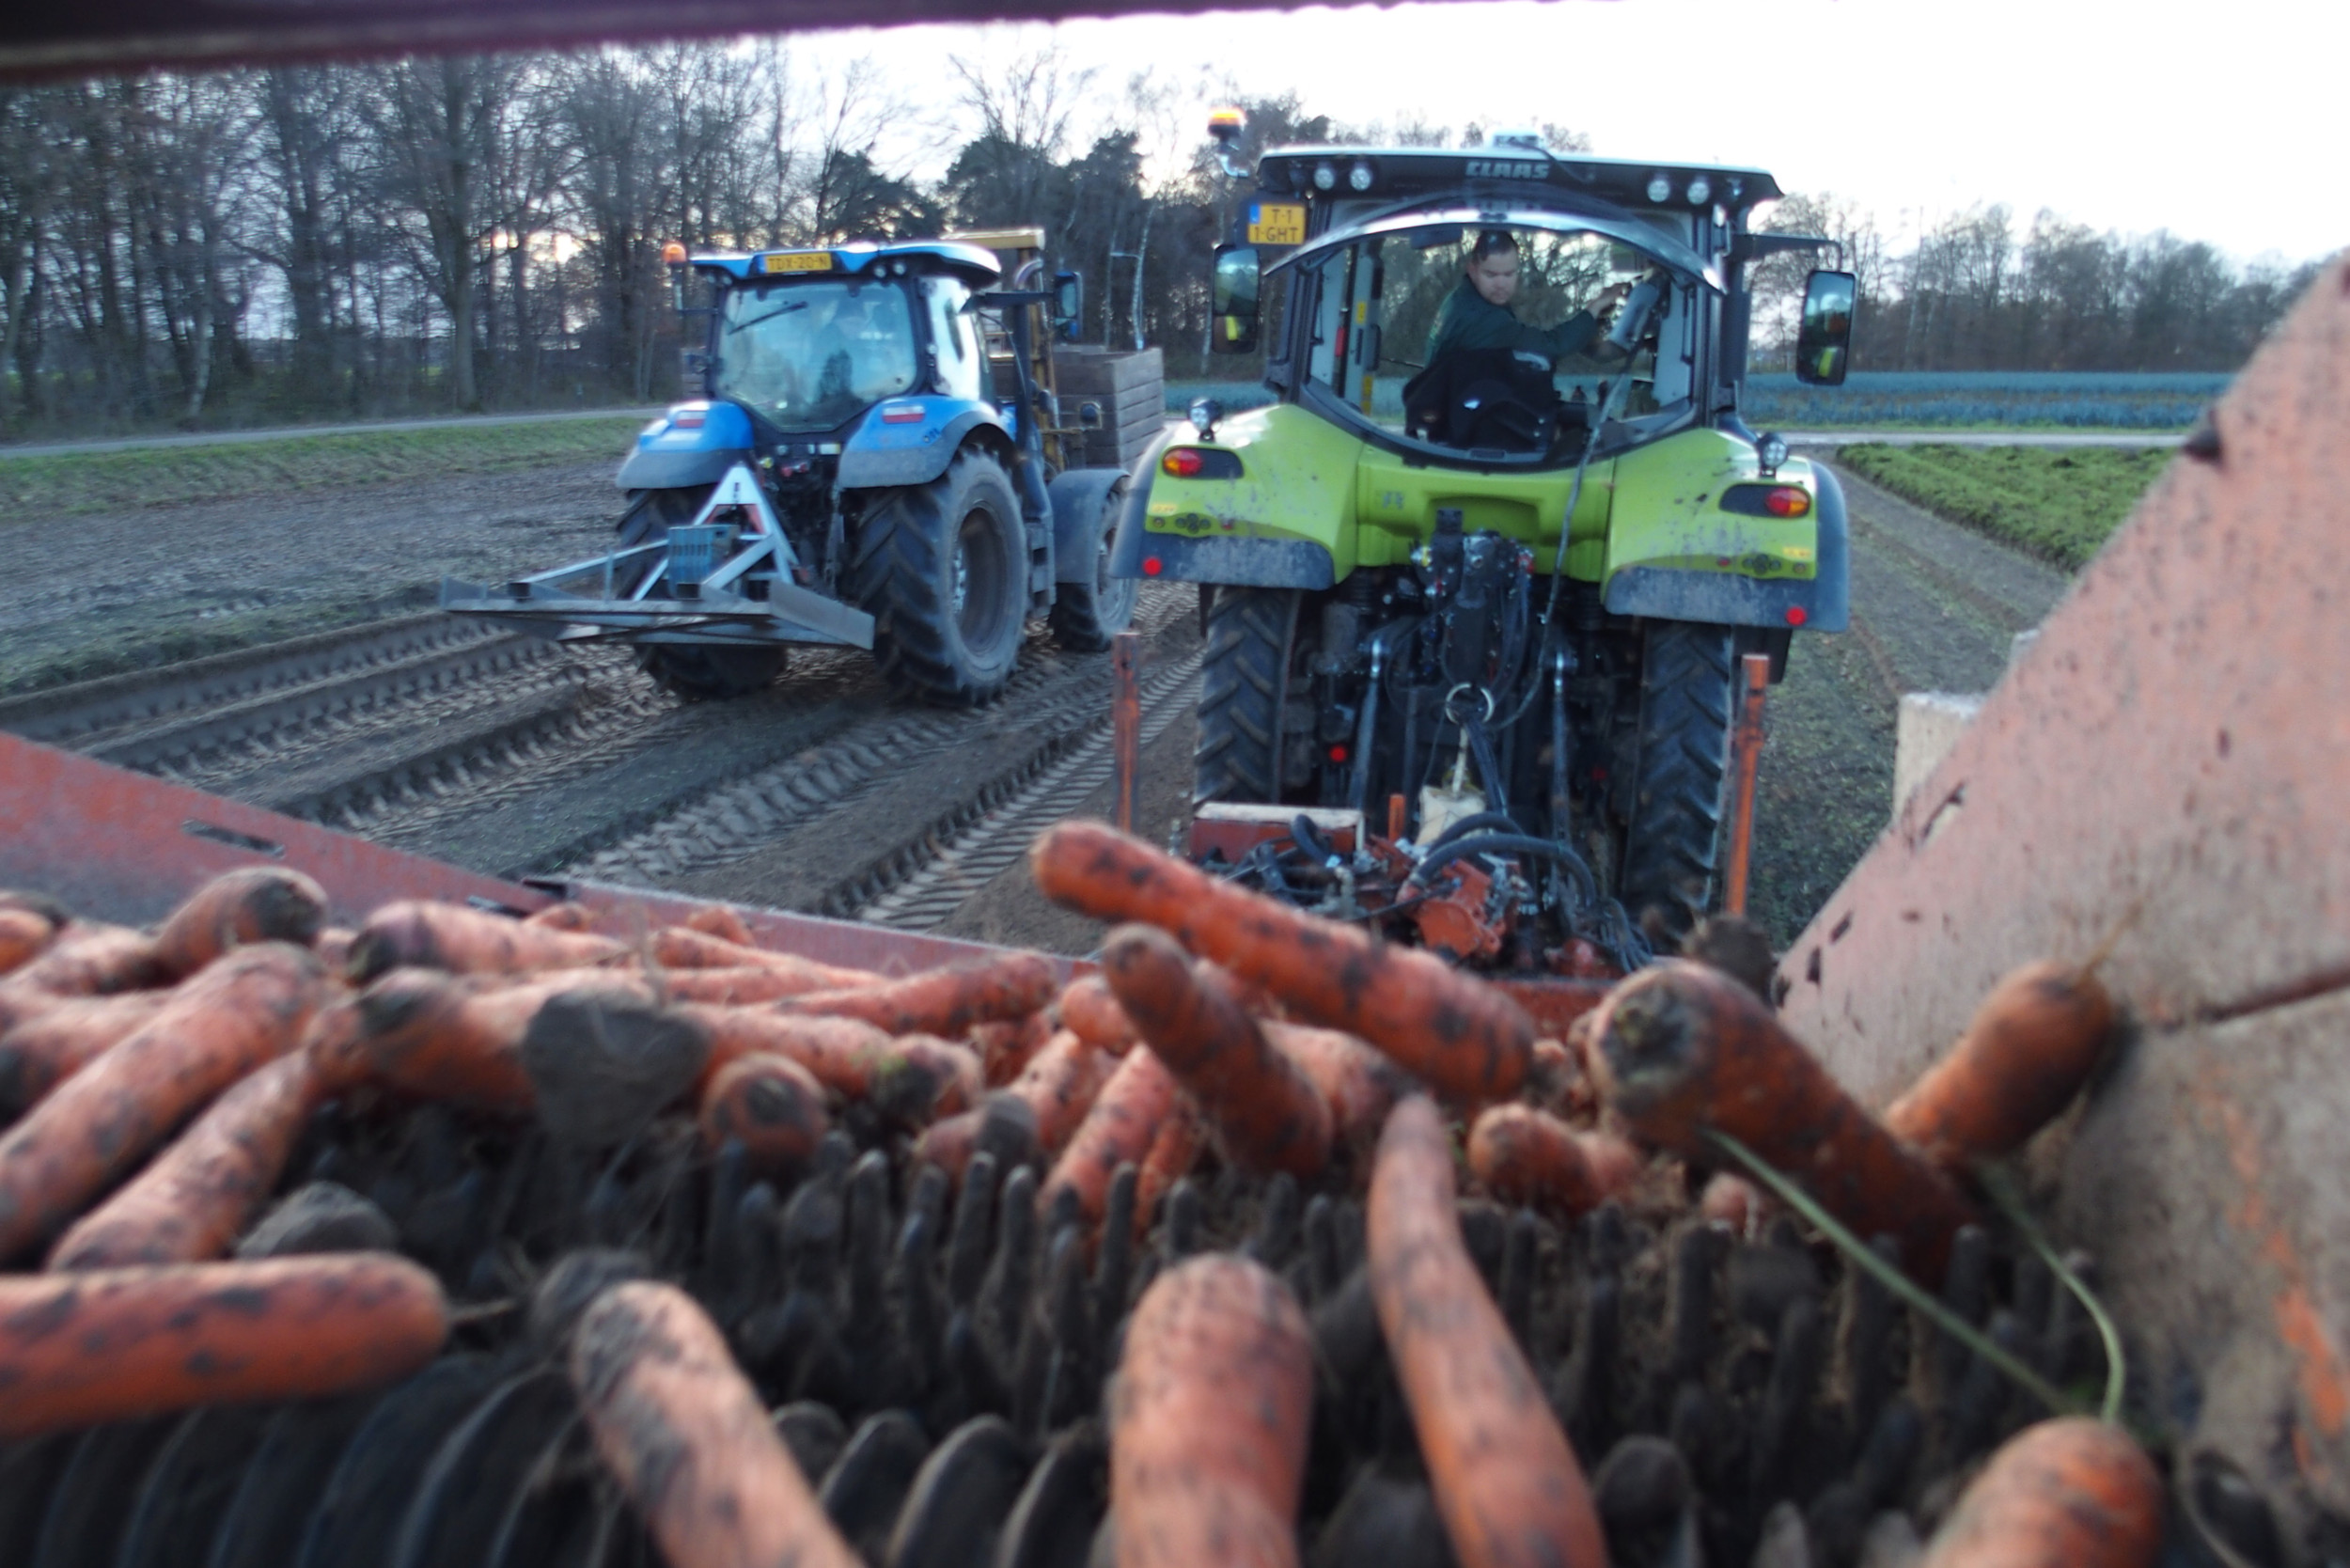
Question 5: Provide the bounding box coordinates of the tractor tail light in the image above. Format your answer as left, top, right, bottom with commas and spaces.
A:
670, 412, 705, 430
880, 404, 925, 424
1163, 448, 1204, 478
1161, 447, 1244, 479
1143, 556, 1164, 576
1721, 483, 1812, 518
1785, 605, 1809, 627
1764, 486, 1811, 517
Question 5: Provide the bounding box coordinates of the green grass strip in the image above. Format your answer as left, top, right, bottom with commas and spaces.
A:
0, 416, 646, 519
1705, 1128, 2090, 1419
1835, 444, 2172, 571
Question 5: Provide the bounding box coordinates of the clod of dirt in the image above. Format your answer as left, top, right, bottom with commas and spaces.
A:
236, 1182, 399, 1259
1682, 915, 1778, 1003
527, 1248, 656, 1355
522, 992, 712, 1148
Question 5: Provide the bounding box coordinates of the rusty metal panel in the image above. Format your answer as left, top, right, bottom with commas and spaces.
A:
1773, 258, 2350, 1542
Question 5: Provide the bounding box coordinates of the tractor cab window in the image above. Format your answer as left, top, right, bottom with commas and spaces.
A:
1307, 225, 1687, 459
921, 275, 988, 402
714, 278, 918, 431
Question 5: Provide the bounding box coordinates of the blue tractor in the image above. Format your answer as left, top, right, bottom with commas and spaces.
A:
441, 239, 1139, 706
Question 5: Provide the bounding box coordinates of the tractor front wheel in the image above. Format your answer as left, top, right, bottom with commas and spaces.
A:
1616, 619, 1737, 942
1045, 474, 1138, 653
851, 453, 1028, 706
615, 488, 788, 700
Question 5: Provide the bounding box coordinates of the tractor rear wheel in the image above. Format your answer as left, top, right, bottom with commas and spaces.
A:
1044, 475, 1137, 653
851, 452, 1028, 706
1616, 619, 1736, 941
615, 488, 788, 700
1193, 587, 1305, 807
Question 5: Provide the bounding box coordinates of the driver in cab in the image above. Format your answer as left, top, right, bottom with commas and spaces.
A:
1405, 230, 1634, 448
1425, 229, 1632, 368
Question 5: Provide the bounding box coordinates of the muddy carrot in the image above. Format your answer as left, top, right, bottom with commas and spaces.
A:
1030, 822, 1532, 1105
572, 1280, 860, 1568
347, 900, 626, 983
697, 1054, 829, 1175
1058, 974, 1138, 1056
782, 950, 1058, 1040
0, 943, 328, 1262
1136, 1096, 1206, 1233
655, 965, 850, 1005
1887, 961, 2115, 1174
1042, 1046, 1184, 1236
649, 926, 875, 988
0, 1253, 447, 1440
682, 905, 756, 945
1370, 1097, 1608, 1568
682, 1005, 979, 1123
151, 867, 329, 979
1589, 959, 1979, 1284
1102, 926, 1329, 1178
312, 927, 357, 972
48, 1050, 326, 1269
1918, 1417, 2162, 1568
916, 1028, 1114, 1182
0, 907, 58, 978
1466, 1105, 1640, 1219
0, 922, 166, 1008
525, 902, 598, 931
1110, 1254, 1315, 1568
1267, 1021, 1418, 1152
977, 1008, 1057, 1087
325, 968, 650, 1112
0, 991, 172, 1114
1525, 1037, 1594, 1119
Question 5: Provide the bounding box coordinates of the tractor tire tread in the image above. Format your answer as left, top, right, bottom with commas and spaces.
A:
1193, 587, 1298, 806
1619, 619, 1736, 941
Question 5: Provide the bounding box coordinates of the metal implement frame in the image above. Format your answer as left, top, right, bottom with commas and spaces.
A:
438, 463, 874, 651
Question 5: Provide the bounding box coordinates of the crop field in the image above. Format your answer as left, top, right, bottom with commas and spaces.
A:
1833, 444, 2168, 570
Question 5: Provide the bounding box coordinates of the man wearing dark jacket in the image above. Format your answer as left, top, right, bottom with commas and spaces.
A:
1424, 229, 1630, 366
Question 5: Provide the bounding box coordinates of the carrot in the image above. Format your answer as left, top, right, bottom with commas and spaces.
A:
1525, 1037, 1594, 1119
0, 991, 172, 1114
1887, 961, 2115, 1174
916, 1027, 1114, 1181
1587, 960, 1979, 1284
1109, 1254, 1315, 1568
525, 902, 598, 931
654, 965, 851, 1005
48, 1049, 326, 1269
1466, 1105, 1641, 1219
1369, 1097, 1608, 1568
571, 1279, 860, 1568
325, 968, 645, 1113
312, 926, 357, 972
1058, 973, 1138, 1056
1030, 822, 1533, 1105
1042, 1044, 1187, 1239
1918, 1417, 2163, 1568
0, 922, 166, 1010
346, 900, 626, 982
0, 907, 58, 978
1266, 1021, 1417, 1152
1101, 926, 1330, 1178
697, 1053, 828, 1175
0, 1253, 447, 1440
781, 950, 1058, 1039
151, 867, 329, 979
1136, 1094, 1207, 1233
682, 905, 756, 945
649, 926, 875, 988
977, 1008, 1057, 1087
0, 943, 328, 1262
682, 1005, 979, 1122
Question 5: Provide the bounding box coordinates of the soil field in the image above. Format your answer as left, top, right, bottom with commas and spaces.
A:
0, 450, 2076, 955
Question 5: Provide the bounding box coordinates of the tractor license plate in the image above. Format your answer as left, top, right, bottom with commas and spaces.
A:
1246, 202, 1307, 245
760, 251, 833, 274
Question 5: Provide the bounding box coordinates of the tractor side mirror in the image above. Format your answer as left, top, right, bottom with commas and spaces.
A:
1794, 269, 1856, 385
1053, 271, 1083, 340
1211, 244, 1261, 357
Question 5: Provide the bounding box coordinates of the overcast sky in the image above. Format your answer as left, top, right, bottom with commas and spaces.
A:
790, 0, 2336, 266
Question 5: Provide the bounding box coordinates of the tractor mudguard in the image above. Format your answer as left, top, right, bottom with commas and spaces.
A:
1046, 467, 1127, 583
1110, 406, 1350, 588
1599, 431, 1846, 632
615, 400, 756, 491
836, 400, 1009, 490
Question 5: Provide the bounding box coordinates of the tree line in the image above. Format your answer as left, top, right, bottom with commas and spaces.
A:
0, 47, 2326, 436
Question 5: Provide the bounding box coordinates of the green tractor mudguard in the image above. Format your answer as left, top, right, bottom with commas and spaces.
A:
1600, 429, 1849, 633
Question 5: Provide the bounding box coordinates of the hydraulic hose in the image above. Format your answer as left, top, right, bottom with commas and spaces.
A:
1405, 832, 1599, 904
1421, 811, 1526, 853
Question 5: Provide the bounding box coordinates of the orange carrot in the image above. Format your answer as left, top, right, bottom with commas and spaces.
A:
312, 927, 357, 972
0, 1253, 447, 1440
1101, 926, 1330, 1178
48, 1049, 326, 1269
347, 900, 626, 982
0, 991, 172, 1114
682, 905, 756, 945
1525, 1037, 1594, 1120
977, 1008, 1057, 1087
1058, 973, 1137, 1056
1918, 1417, 2163, 1568
1136, 1095, 1206, 1234
326, 968, 648, 1113
151, 867, 329, 979
1030, 822, 1532, 1105
649, 926, 875, 988
0, 922, 165, 1010
0, 943, 328, 1262
1887, 961, 2115, 1174
1042, 1046, 1184, 1236
1110, 1255, 1315, 1568
525, 902, 598, 931
781, 950, 1058, 1040
1266, 1021, 1417, 1152
915, 1028, 1114, 1181
682, 1005, 979, 1122
1466, 1105, 1641, 1219
1370, 1097, 1608, 1568
655, 965, 849, 1005
1588, 960, 1979, 1284
0, 907, 58, 978
697, 1053, 829, 1175
571, 1280, 860, 1568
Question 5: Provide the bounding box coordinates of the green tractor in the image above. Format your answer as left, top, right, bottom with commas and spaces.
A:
1115, 127, 1856, 950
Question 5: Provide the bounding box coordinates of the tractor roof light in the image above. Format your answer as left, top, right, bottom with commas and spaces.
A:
1312, 161, 1338, 192
1757, 431, 1790, 478
1188, 398, 1223, 440
1208, 106, 1245, 141
1646, 173, 1672, 203
661, 241, 687, 265
1347, 159, 1375, 192
1685, 177, 1712, 206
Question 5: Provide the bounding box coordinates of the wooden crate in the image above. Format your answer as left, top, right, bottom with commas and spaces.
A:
1054, 347, 1166, 472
